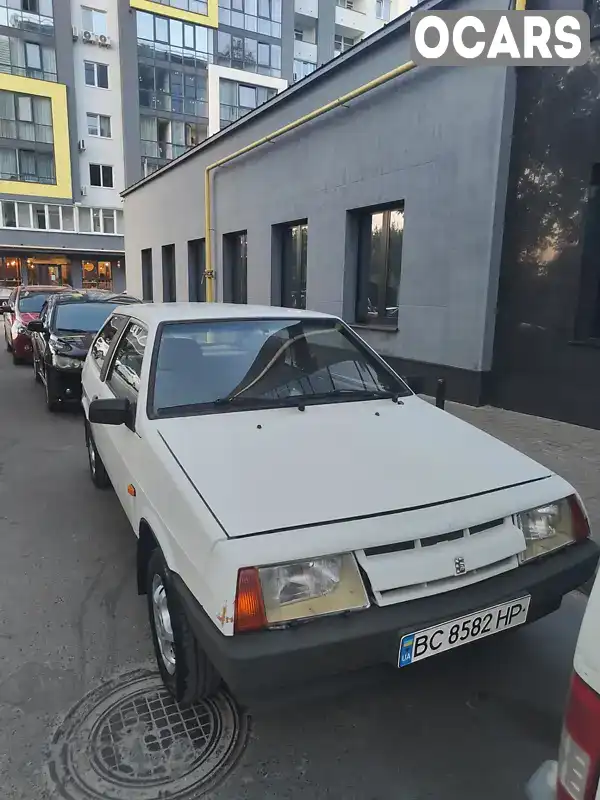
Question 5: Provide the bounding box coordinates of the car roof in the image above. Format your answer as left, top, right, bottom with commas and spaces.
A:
112, 302, 337, 326
47, 290, 141, 306
17, 284, 68, 292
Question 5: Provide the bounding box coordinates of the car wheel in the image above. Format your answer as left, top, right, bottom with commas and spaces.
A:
44, 371, 59, 412
85, 422, 110, 489
5, 335, 11, 352
12, 350, 23, 365
33, 355, 41, 384
147, 548, 221, 706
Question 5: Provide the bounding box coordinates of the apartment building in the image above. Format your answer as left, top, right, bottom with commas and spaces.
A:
0, 0, 126, 292
0, 0, 407, 294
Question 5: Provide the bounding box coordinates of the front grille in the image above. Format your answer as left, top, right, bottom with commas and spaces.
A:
357, 516, 522, 606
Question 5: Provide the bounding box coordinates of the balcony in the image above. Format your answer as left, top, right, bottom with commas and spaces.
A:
294, 39, 317, 63
294, 0, 318, 18
335, 4, 369, 35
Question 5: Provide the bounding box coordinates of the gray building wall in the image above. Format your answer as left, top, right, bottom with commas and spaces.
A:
54, 0, 78, 200
122, 0, 515, 386
317, 0, 335, 65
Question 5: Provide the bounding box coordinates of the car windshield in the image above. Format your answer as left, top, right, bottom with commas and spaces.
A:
152, 318, 411, 416
18, 291, 54, 313
54, 302, 124, 333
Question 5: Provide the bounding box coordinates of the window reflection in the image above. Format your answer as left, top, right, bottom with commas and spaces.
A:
356, 205, 404, 327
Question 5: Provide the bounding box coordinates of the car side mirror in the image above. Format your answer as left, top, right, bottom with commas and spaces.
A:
89, 397, 132, 427
27, 319, 44, 333
404, 375, 426, 394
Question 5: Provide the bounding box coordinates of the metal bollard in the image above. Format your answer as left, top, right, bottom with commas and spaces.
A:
436, 378, 446, 409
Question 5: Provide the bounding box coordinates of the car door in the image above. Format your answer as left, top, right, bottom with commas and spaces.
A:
4, 289, 16, 344
34, 301, 51, 380
82, 312, 129, 415
93, 319, 148, 523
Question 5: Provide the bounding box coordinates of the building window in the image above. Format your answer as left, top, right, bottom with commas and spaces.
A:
82, 260, 113, 290
84, 61, 109, 88
334, 34, 358, 56
89, 163, 114, 188
140, 116, 206, 164
86, 112, 111, 138
0, 90, 53, 143
0, 1, 54, 36
375, 0, 391, 20
0, 34, 57, 81
0, 147, 54, 184
223, 231, 247, 304
141, 248, 153, 301
137, 63, 208, 120
219, 79, 277, 128
81, 6, 107, 35
218, 0, 282, 38
142, 0, 208, 14
0, 257, 22, 286
281, 221, 307, 310
293, 59, 316, 82
216, 31, 281, 76
162, 244, 176, 302
588, 0, 600, 39
355, 205, 404, 327
188, 238, 205, 302
136, 11, 213, 69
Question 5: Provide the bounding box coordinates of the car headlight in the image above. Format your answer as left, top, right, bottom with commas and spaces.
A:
13, 322, 28, 335
234, 553, 370, 632
516, 495, 590, 564
53, 354, 82, 370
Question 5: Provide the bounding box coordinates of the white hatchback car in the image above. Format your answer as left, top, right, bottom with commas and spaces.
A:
527, 569, 600, 800
81, 303, 599, 705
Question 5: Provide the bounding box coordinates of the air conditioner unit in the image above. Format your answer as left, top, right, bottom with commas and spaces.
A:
72, 26, 78, 40
78, 139, 86, 152
80, 186, 87, 196
98, 34, 111, 47
81, 30, 97, 44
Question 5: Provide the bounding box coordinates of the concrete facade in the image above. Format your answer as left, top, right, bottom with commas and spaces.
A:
122, 0, 515, 395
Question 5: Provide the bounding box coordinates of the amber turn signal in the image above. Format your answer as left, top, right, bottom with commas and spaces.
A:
234, 567, 267, 634
127, 484, 136, 497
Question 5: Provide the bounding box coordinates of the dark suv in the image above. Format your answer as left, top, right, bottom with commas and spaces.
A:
28, 289, 142, 411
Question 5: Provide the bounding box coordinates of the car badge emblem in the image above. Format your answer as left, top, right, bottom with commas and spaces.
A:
454, 556, 466, 575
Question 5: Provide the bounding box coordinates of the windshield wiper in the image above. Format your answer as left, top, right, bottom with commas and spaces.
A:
58, 328, 89, 334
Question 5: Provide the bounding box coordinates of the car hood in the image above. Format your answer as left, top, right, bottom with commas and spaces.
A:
50, 332, 94, 358
155, 396, 554, 538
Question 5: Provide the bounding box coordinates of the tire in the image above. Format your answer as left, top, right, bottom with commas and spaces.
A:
12, 350, 22, 365
33, 355, 41, 384
147, 548, 221, 706
44, 367, 60, 412
85, 421, 110, 489
5, 335, 11, 352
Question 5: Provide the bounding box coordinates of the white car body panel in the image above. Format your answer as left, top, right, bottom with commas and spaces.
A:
574, 570, 600, 698
82, 303, 583, 641
156, 394, 552, 538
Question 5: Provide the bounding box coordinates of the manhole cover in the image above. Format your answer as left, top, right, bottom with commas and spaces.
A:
46, 667, 249, 799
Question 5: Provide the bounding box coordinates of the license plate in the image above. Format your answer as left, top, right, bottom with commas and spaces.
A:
398, 596, 531, 667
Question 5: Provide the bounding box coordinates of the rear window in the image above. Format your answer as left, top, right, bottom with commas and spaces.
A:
54, 302, 124, 333
18, 291, 54, 313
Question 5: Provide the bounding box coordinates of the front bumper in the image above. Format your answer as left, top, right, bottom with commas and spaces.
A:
173, 538, 599, 703
48, 366, 83, 401
12, 333, 33, 360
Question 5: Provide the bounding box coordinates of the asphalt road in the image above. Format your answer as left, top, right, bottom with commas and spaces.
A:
0, 351, 590, 800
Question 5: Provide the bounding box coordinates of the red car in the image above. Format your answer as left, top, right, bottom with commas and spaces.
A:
3, 285, 70, 364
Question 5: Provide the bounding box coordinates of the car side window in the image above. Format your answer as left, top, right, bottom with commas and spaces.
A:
90, 314, 126, 372
106, 321, 147, 401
